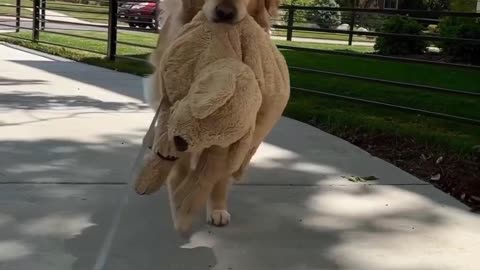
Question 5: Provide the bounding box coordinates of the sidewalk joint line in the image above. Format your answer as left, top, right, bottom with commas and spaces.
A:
234, 183, 431, 187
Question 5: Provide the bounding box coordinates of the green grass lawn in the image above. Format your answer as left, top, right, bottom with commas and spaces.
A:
46, 1, 109, 23
282, 49, 480, 153
0, 0, 32, 17
274, 39, 374, 53
272, 28, 376, 43
1, 30, 479, 155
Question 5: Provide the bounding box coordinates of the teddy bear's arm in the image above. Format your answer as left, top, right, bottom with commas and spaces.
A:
152, 92, 177, 158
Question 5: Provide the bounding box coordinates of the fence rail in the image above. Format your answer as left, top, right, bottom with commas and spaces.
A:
0, 1, 478, 128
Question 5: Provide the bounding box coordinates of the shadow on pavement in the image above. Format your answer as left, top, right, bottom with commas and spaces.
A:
0, 91, 148, 111
2, 122, 471, 269
1, 52, 478, 270
8, 60, 147, 102
0, 76, 47, 86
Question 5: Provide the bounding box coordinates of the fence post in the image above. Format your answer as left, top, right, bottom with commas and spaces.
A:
286, 7, 295, 41
154, 3, 159, 30
107, 0, 118, 60
40, 0, 46, 31
15, 0, 21, 32
32, 0, 40, 41
348, 10, 355, 46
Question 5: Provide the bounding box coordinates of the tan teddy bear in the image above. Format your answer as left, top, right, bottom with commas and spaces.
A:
134, 11, 290, 235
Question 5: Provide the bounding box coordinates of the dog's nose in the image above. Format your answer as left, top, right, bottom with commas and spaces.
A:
174, 136, 189, 152
214, 3, 236, 22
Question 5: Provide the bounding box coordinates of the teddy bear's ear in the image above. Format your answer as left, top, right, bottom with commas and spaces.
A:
189, 69, 236, 119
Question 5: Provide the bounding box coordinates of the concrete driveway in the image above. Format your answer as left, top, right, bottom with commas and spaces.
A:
0, 43, 479, 270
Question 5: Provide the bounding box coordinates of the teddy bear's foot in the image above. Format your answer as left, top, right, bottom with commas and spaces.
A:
134, 152, 175, 195
207, 209, 231, 227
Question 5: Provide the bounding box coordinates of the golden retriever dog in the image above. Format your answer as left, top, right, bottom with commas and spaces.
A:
141, 0, 282, 235
148, 0, 279, 73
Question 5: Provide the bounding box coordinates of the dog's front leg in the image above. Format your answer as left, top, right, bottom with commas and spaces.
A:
207, 178, 232, 226
172, 146, 230, 236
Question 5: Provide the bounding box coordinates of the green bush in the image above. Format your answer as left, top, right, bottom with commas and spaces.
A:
450, 0, 477, 12
399, 0, 449, 24
399, 0, 450, 11
374, 15, 427, 55
438, 17, 480, 64
282, 0, 341, 29
355, 13, 387, 31
282, 0, 315, 24
309, 0, 342, 29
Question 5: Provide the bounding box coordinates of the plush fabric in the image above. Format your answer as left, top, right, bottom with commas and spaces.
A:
135, 11, 290, 201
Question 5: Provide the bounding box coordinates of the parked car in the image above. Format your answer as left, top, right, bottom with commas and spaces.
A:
118, 1, 160, 29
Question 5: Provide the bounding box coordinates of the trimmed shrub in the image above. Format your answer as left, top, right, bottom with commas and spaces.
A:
309, 0, 342, 29
374, 15, 427, 55
282, 0, 341, 29
438, 17, 480, 64
355, 13, 387, 32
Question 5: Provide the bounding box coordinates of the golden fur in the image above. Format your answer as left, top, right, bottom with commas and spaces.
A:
149, 0, 279, 68
135, 0, 286, 236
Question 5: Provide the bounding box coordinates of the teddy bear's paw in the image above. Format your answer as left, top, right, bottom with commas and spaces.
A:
134, 154, 173, 195
207, 209, 231, 227
134, 172, 164, 195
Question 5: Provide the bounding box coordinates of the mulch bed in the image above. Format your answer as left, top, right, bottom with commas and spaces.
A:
333, 130, 480, 212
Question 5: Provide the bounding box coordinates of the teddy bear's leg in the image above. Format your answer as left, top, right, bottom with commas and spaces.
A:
134, 152, 175, 195
231, 145, 259, 182
172, 146, 230, 235
232, 102, 289, 182
135, 96, 179, 195
207, 177, 232, 226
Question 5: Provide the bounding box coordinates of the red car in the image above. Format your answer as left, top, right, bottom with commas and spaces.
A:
118, 1, 161, 29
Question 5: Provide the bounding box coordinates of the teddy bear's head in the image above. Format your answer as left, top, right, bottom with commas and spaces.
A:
167, 59, 261, 153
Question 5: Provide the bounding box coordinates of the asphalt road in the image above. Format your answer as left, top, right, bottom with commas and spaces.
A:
0, 17, 158, 33
0, 17, 107, 32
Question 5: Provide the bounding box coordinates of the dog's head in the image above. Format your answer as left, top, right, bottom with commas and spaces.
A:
180, 0, 280, 26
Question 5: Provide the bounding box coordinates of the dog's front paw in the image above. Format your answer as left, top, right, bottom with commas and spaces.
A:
174, 213, 193, 238
208, 209, 231, 227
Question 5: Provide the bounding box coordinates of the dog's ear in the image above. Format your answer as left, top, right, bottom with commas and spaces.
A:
180, 0, 203, 23
264, 0, 280, 17
254, 0, 281, 30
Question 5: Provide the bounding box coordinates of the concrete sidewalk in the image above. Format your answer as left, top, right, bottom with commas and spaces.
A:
1, 43, 479, 270
23, 8, 108, 26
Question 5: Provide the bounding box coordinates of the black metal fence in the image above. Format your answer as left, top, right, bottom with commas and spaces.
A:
276, 5, 480, 45
0, 1, 479, 127
0, 0, 159, 59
